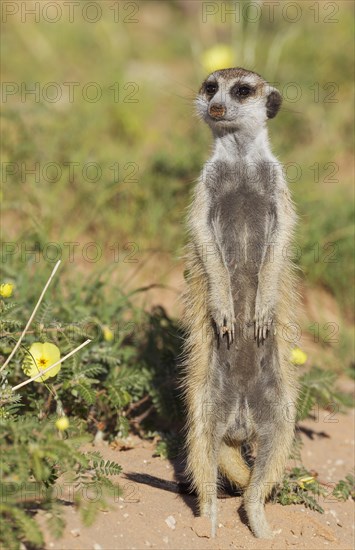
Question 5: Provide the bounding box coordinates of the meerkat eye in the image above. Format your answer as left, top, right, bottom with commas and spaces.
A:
205, 82, 218, 95
238, 86, 251, 96
230, 83, 254, 98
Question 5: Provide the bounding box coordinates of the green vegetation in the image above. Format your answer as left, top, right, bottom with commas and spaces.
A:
0, 415, 122, 549
1, 1, 354, 546
297, 366, 353, 421
0, 268, 182, 548
275, 466, 333, 514
275, 468, 355, 513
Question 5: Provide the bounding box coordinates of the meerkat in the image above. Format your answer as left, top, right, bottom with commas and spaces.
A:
182, 67, 298, 539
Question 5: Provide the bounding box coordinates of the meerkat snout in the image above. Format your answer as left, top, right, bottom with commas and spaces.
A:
209, 103, 225, 119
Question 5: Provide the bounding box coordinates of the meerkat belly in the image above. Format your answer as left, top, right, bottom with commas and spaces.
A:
209, 185, 280, 427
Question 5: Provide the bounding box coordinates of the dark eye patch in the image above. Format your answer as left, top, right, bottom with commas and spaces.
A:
205, 82, 218, 95
230, 83, 255, 98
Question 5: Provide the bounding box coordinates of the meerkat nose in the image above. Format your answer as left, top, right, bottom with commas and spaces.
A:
209, 104, 226, 119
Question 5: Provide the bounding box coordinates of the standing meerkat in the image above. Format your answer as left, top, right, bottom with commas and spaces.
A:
182, 67, 298, 539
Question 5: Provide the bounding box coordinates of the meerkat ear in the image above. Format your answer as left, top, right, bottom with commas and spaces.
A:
266, 88, 282, 119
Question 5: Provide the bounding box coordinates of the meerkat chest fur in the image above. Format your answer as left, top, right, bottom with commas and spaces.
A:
206, 138, 279, 288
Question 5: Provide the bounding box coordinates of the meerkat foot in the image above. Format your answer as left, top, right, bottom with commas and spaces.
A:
252, 521, 274, 539
201, 500, 217, 538
244, 501, 273, 539
210, 515, 217, 538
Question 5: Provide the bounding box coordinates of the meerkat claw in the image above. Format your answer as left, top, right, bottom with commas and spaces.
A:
227, 329, 232, 347
254, 314, 273, 344
254, 318, 258, 339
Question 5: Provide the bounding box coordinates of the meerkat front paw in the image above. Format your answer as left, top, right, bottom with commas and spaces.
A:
254, 304, 273, 343
211, 300, 236, 345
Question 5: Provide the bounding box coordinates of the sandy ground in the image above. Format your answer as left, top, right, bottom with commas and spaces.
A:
38, 408, 355, 550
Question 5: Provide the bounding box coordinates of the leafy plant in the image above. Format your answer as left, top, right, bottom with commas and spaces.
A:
0, 262, 185, 545
274, 466, 327, 513
0, 415, 121, 550
332, 473, 355, 501
275, 466, 355, 514
297, 366, 353, 421
0, 269, 125, 548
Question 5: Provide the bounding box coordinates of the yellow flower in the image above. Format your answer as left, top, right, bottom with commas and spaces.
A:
23, 342, 61, 382
103, 325, 114, 342
201, 44, 234, 73
298, 476, 315, 489
0, 283, 14, 298
55, 416, 69, 431
291, 347, 307, 365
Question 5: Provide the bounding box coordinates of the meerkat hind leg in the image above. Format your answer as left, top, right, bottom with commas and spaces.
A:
243, 415, 294, 538
187, 397, 224, 538
189, 436, 219, 537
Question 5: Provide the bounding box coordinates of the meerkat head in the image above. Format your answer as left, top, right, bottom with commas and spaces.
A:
196, 67, 282, 135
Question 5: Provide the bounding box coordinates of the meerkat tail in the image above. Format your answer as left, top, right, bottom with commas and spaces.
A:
218, 441, 251, 489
